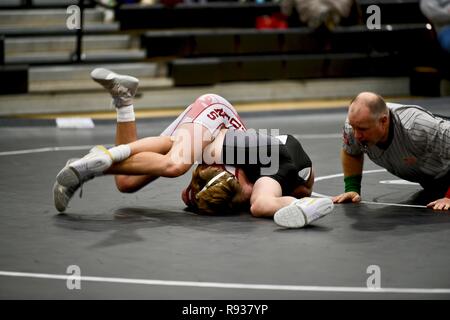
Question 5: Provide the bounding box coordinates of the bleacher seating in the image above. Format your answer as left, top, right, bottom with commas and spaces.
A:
0, 0, 142, 94
170, 53, 406, 86
0, 65, 29, 94
1, 0, 447, 95
0, 2, 145, 67
0, 35, 4, 65
134, 0, 441, 89
141, 22, 440, 86
117, 3, 280, 29
0, 0, 94, 9
358, 0, 427, 24
0, 35, 28, 94
142, 25, 438, 58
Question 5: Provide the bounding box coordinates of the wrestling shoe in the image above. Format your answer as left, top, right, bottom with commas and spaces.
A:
90, 68, 139, 108
53, 146, 113, 212
274, 197, 334, 229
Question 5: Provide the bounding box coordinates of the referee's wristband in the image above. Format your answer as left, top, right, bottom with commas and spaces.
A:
344, 175, 362, 194
445, 187, 450, 199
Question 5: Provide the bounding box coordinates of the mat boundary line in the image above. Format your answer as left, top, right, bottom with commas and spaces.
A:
1, 271, 449, 294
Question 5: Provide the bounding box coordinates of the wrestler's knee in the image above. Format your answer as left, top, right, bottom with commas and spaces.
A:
163, 157, 191, 177
115, 176, 139, 193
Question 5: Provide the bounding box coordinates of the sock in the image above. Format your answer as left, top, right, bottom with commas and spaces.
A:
108, 144, 131, 163
116, 105, 135, 122
70, 150, 112, 178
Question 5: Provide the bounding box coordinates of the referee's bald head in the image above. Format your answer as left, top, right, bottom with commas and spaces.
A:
347, 92, 390, 146
349, 92, 388, 120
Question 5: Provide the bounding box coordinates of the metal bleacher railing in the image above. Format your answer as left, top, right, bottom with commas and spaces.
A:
2, 0, 119, 63
72, 0, 119, 63
0, 35, 4, 66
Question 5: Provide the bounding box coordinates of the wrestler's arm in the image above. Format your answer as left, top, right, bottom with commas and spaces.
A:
333, 149, 364, 203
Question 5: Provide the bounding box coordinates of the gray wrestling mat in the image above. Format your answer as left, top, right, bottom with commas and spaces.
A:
0, 97, 449, 299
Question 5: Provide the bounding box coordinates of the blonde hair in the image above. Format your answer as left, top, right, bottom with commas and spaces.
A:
188, 165, 242, 215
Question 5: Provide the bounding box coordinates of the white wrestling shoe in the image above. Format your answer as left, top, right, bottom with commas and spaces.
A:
90, 68, 139, 108
53, 146, 113, 212
274, 197, 334, 229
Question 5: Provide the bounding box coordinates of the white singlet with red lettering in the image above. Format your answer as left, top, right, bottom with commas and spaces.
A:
160, 94, 246, 138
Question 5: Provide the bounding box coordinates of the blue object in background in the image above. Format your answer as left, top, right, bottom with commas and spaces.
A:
438, 26, 450, 54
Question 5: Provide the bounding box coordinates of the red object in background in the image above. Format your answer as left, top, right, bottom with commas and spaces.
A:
256, 13, 288, 30
256, 15, 273, 29
271, 13, 288, 29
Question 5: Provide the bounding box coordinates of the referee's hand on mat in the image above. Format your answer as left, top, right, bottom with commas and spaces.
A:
332, 192, 361, 204
426, 198, 450, 211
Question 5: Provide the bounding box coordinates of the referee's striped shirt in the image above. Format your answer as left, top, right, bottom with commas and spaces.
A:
343, 103, 450, 188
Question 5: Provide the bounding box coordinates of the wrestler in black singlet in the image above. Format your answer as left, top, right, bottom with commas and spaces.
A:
221, 130, 312, 195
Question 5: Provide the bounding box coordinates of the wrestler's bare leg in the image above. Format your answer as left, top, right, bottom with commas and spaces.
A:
112, 121, 173, 193
106, 122, 212, 179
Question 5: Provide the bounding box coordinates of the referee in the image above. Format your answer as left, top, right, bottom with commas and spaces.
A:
333, 92, 450, 211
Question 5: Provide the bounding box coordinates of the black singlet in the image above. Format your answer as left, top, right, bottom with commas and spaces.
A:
221, 130, 312, 195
